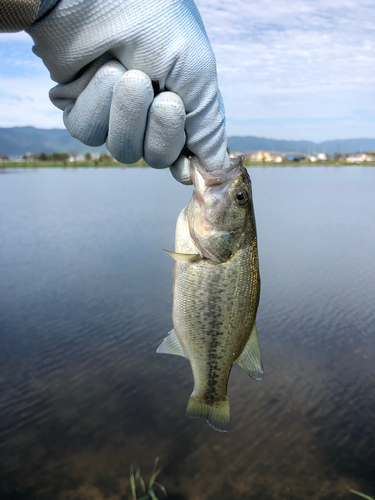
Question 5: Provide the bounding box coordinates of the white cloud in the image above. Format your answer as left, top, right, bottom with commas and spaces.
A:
0, 34, 62, 127
0, 76, 63, 128
0, 1, 374, 140
195, 0, 375, 140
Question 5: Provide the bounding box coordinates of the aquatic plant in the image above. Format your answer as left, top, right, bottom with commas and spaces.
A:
129, 457, 167, 500
349, 489, 374, 500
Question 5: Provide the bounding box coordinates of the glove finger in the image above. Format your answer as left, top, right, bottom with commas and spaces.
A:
107, 70, 154, 164
50, 54, 113, 110
63, 60, 126, 147
167, 62, 229, 172
170, 152, 193, 185
144, 92, 186, 169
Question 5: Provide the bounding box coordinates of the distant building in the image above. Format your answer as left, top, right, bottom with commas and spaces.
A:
346, 154, 367, 163
244, 152, 284, 162
317, 153, 327, 161
285, 155, 301, 161
246, 151, 273, 161
308, 155, 318, 162
256, 151, 266, 161
69, 154, 86, 162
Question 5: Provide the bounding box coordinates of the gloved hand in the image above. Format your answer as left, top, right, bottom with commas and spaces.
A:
26, 0, 230, 181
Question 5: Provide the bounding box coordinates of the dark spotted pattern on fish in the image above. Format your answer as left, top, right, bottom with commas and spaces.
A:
172, 206, 260, 407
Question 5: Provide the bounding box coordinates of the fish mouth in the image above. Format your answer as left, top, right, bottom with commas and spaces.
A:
189, 155, 246, 192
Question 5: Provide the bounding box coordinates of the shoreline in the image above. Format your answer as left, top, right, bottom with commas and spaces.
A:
1, 161, 375, 168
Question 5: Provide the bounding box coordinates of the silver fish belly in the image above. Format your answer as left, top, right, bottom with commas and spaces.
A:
158, 155, 263, 432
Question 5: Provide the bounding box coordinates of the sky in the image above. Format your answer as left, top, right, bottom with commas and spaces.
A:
0, 0, 374, 141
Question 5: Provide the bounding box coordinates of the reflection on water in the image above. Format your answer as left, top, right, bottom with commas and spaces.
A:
0, 166, 374, 500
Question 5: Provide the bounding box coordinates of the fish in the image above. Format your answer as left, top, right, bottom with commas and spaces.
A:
157, 154, 263, 432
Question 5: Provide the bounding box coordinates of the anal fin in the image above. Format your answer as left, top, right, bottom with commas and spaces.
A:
236, 323, 264, 380
156, 329, 185, 357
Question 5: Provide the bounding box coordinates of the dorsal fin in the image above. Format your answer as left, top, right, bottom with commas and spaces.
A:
236, 323, 264, 380
156, 329, 185, 357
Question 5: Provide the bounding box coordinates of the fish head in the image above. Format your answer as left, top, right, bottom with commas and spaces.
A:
188, 155, 255, 263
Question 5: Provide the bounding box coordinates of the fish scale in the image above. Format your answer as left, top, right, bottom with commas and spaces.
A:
174, 244, 259, 400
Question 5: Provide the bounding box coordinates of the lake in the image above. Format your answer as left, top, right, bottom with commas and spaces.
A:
0, 166, 374, 500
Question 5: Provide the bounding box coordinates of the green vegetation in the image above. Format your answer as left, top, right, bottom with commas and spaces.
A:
3, 159, 375, 168
21, 152, 69, 162
2, 153, 375, 168
129, 458, 167, 500
1, 157, 148, 168
350, 489, 374, 500
0, 150, 149, 168
243, 160, 375, 167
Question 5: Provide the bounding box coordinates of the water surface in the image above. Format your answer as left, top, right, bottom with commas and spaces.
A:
1, 166, 374, 500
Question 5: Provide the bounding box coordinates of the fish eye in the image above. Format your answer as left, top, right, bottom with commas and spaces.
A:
235, 190, 249, 205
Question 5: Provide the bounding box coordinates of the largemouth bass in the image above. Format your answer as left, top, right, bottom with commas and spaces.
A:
158, 155, 263, 432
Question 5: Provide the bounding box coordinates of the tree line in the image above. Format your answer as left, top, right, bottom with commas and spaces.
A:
23, 152, 70, 161
21, 152, 115, 162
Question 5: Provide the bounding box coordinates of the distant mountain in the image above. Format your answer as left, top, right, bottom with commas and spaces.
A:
1, 127, 374, 156
0, 126, 108, 157
227, 136, 375, 155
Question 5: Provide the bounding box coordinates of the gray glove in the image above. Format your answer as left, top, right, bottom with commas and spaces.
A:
25, 0, 230, 179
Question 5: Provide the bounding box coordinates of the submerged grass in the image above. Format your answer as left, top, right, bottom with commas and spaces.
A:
350, 489, 374, 500
129, 457, 167, 500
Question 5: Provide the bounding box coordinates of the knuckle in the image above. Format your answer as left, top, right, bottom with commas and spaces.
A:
95, 60, 125, 80
152, 92, 185, 117
116, 69, 153, 92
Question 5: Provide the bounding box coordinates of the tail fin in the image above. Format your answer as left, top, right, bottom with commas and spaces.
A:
186, 395, 230, 432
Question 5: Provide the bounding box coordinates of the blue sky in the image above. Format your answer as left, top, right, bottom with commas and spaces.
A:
0, 0, 374, 141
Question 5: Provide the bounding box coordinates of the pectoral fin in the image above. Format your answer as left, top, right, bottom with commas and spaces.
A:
163, 249, 200, 263
156, 329, 185, 357
236, 323, 264, 380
